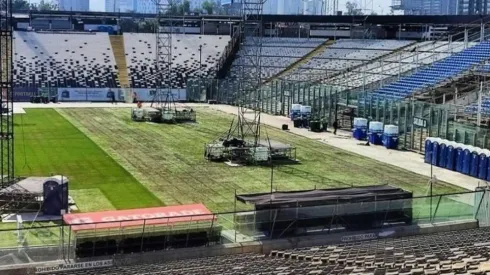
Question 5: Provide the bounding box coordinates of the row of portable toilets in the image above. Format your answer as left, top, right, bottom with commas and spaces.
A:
353, 118, 399, 149
424, 138, 490, 180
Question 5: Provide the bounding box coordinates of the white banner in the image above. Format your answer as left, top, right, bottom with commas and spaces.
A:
36, 260, 113, 274
57, 88, 124, 102
133, 88, 187, 102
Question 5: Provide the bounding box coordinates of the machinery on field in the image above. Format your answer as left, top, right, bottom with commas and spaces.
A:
131, 92, 196, 123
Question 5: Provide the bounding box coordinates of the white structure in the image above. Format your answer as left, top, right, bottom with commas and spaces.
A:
13, 32, 119, 88
123, 33, 231, 88
105, 0, 134, 12
58, 0, 89, 11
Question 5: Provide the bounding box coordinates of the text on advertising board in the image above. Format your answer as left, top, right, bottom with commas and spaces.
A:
36, 260, 113, 274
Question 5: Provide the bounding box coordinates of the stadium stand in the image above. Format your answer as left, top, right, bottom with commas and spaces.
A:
370, 41, 490, 101
328, 41, 470, 90
123, 33, 230, 88
13, 31, 120, 88
285, 39, 413, 82
465, 96, 490, 115
228, 37, 327, 81
51, 226, 490, 275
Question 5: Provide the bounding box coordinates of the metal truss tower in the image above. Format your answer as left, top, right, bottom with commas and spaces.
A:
234, 0, 266, 147
152, 0, 180, 109
0, 0, 14, 188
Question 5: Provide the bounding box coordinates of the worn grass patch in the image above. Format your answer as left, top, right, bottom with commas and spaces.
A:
59, 107, 465, 213
14, 109, 162, 210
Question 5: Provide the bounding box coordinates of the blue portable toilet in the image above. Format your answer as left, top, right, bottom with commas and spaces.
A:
470, 148, 481, 178
455, 144, 465, 173
446, 142, 456, 171
424, 137, 433, 164
353, 118, 368, 140
431, 138, 441, 166
382, 125, 399, 149
438, 140, 447, 168
290, 104, 301, 121
462, 146, 474, 175
368, 121, 383, 145
479, 149, 489, 180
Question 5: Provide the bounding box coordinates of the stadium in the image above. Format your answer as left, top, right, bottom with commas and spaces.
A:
1, 0, 490, 274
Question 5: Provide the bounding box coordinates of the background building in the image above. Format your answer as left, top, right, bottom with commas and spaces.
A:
263, 0, 303, 14
105, 0, 134, 13
391, 0, 458, 15
58, 0, 89, 11
458, 0, 490, 15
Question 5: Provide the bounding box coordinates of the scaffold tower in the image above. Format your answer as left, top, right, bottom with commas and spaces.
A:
0, 0, 14, 188
234, 0, 266, 147
152, 0, 180, 109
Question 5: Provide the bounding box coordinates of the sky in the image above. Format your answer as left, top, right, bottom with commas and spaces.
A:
29, 0, 392, 15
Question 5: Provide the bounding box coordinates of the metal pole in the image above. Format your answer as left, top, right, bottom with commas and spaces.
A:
478, 81, 483, 127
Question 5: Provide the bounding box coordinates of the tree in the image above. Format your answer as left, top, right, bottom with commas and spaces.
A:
12, 0, 30, 11
119, 18, 139, 33
345, 1, 363, 16
202, 0, 216, 15
182, 0, 191, 14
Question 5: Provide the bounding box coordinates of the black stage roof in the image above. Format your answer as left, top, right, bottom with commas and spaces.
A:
13, 10, 490, 25
236, 185, 412, 207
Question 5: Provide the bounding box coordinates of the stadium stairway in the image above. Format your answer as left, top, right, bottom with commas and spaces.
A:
109, 35, 130, 100
370, 40, 490, 101
263, 39, 335, 84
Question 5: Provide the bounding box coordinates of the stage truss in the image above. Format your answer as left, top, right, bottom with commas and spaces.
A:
0, 0, 14, 188
152, 0, 178, 109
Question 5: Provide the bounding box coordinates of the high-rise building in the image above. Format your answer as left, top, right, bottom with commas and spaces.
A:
58, 0, 90, 11
263, 0, 303, 14
391, 0, 458, 15
105, 0, 134, 12
134, 0, 157, 13
458, 0, 490, 15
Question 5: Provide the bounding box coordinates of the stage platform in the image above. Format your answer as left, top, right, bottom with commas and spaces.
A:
1, 212, 62, 223
0, 177, 47, 195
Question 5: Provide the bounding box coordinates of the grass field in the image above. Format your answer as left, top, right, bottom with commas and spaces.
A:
53, 107, 464, 212
0, 107, 474, 247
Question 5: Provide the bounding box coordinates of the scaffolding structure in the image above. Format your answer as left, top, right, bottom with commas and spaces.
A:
152, 0, 178, 109
0, 0, 14, 188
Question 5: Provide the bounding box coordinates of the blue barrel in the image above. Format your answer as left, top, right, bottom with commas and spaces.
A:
479, 150, 488, 180
382, 125, 399, 150
462, 146, 473, 175
470, 149, 480, 178
353, 118, 368, 140
431, 140, 440, 166
424, 138, 433, 164
438, 142, 447, 168
368, 121, 383, 145
446, 143, 456, 171
455, 145, 465, 173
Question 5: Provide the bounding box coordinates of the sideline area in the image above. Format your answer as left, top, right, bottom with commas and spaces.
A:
14, 102, 484, 192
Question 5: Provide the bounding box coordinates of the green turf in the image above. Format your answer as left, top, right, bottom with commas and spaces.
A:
57, 107, 465, 213
14, 109, 162, 210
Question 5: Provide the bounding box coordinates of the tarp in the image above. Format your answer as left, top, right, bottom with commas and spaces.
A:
63, 203, 213, 231
236, 185, 412, 206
